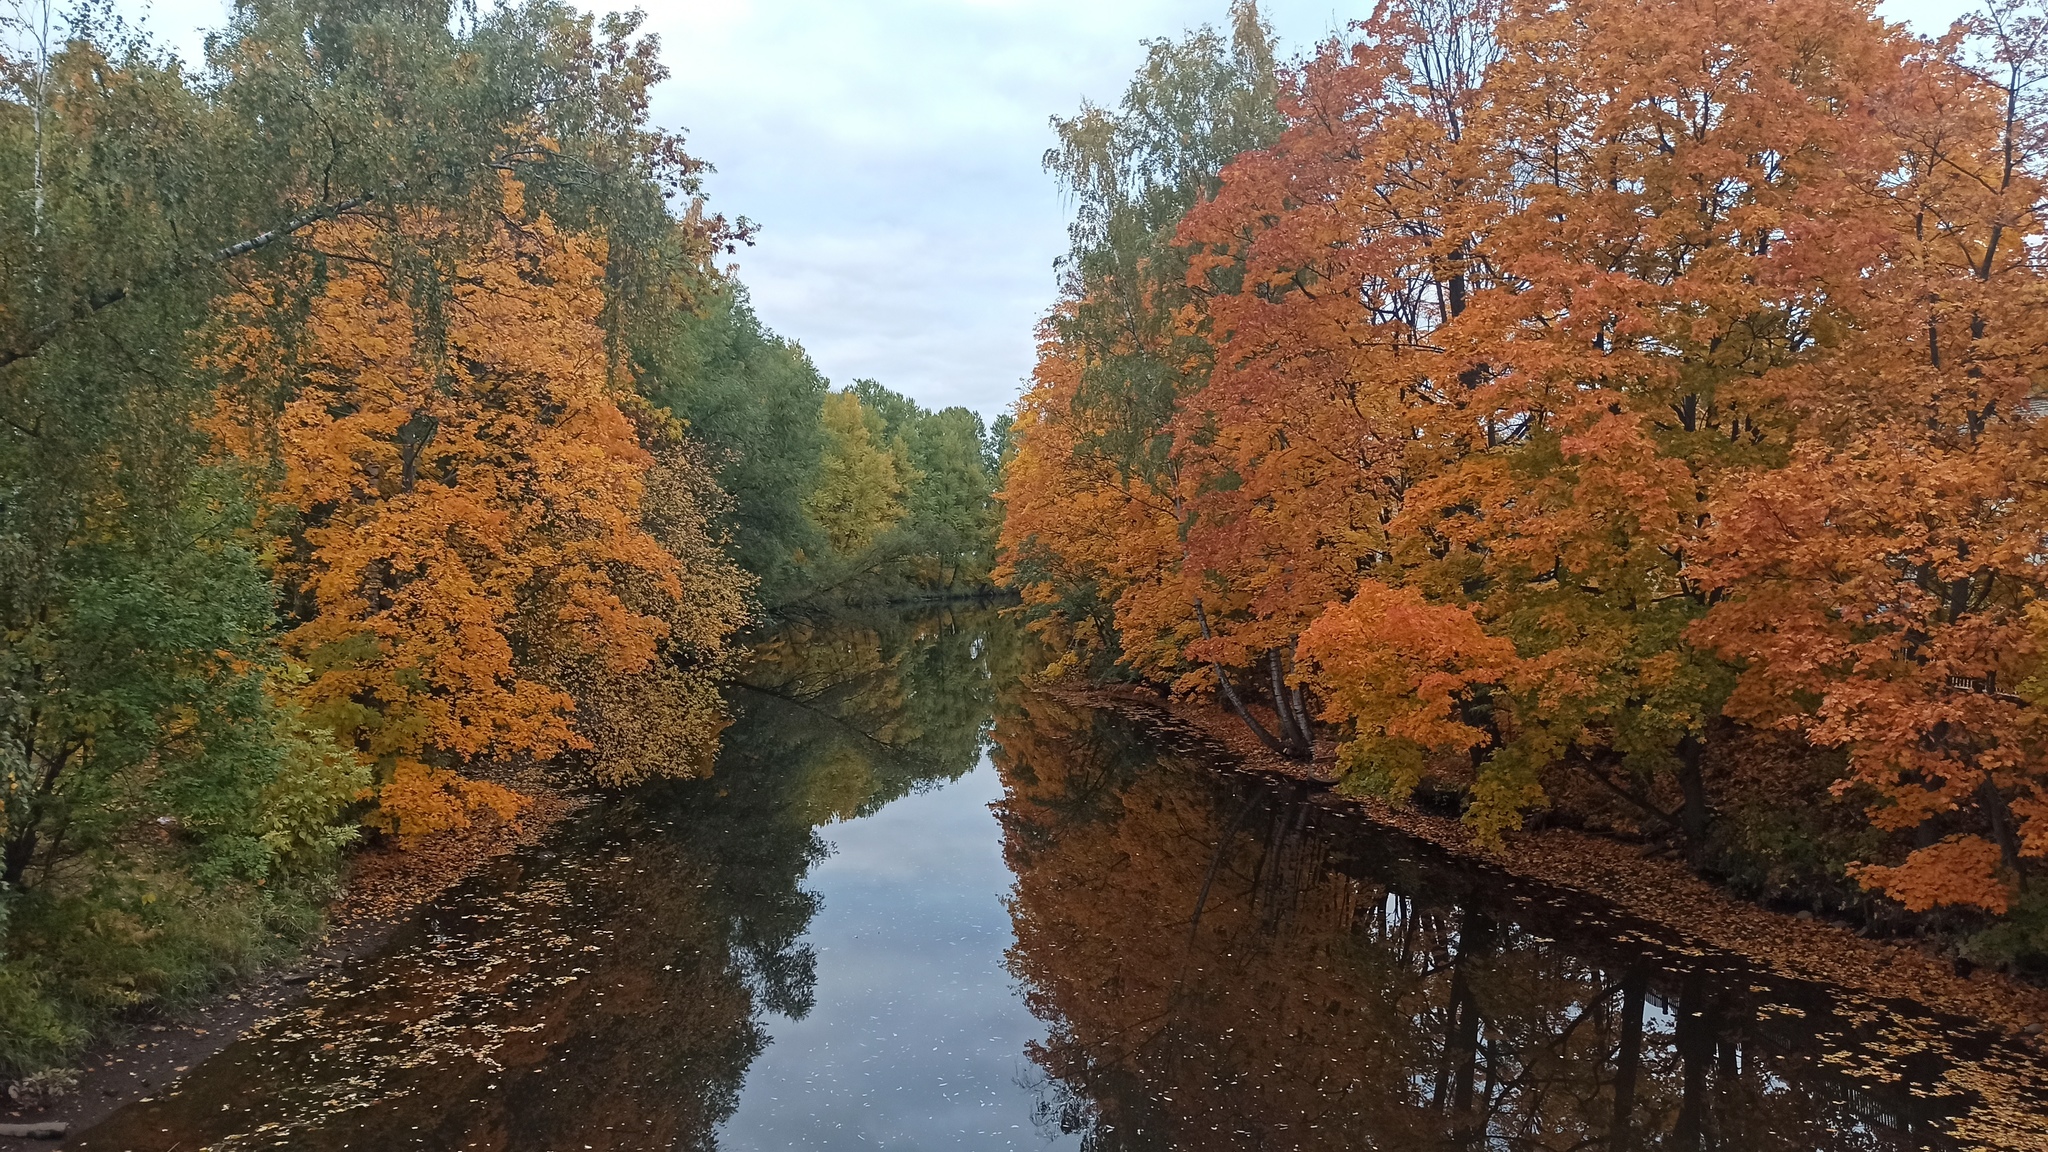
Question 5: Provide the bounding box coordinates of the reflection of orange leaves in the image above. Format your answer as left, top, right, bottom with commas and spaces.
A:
1851, 836, 2011, 914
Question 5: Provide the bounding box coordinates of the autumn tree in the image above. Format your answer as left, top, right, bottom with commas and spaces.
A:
1008, 0, 2048, 926
999, 0, 1289, 721
210, 181, 746, 832
805, 390, 910, 559
0, 4, 366, 1075
1688, 1, 2048, 913
0, 0, 789, 1080
1173, 0, 1498, 760
1170, 0, 2032, 862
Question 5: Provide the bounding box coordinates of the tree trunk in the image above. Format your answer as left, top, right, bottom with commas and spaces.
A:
1194, 603, 1295, 758
1211, 663, 1289, 756
1267, 648, 1307, 754
1610, 968, 1647, 1152
1978, 776, 2022, 871
3, 824, 38, 892
1678, 734, 1710, 859
1283, 648, 1315, 753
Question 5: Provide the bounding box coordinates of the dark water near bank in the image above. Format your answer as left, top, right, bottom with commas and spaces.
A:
72, 611, 2048, 1150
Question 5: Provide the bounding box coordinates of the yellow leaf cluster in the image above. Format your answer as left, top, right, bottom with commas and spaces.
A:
209, 177, 746, 833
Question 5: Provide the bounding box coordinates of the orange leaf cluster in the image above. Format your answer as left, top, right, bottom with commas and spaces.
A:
1002, 0, 2048, 908
210, 177, 744, 833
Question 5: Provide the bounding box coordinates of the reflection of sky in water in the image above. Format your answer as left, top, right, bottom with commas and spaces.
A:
720, 755, 1077, 1151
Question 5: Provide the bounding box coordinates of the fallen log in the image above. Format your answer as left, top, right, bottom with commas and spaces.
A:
0, 1121, 69, 1139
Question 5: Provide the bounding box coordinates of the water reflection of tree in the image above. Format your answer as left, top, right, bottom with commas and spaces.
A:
993, 693, 1963, 1152
736, 606, 1015, 823
79, 608, 1017, 1152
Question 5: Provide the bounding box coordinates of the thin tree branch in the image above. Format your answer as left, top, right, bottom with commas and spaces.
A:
0, 191, 383, 374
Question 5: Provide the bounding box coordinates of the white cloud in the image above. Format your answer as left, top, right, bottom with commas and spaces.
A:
114, 0, 1981, 420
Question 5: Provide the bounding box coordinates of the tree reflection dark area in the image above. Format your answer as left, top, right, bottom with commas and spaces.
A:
73, 608, 1010, 1151
995, 695, 2042, 1151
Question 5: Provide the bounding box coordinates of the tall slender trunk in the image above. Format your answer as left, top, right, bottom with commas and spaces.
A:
1677, 734, 1710, 859
1610, 968, 1647, 1152
1282, 647, 1314, 753
1267, 648, 1308, 754
1194, 603, 1295, 758
29, 0, 49, 248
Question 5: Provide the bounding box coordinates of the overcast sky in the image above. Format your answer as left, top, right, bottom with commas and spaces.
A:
117, 0, 1975, 421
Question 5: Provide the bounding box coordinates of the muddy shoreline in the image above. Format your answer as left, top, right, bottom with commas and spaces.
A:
1059, 683, 2048, 1043
0, 791, 582, 1149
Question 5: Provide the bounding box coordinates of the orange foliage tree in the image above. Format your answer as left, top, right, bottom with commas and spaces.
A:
211, 178, 747, 834
998, 313, 1196, 685
1688, 0, 2048, 911
1003, 0, 2048, 912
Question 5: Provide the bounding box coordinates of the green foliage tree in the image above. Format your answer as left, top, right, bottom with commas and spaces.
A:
902, 405, 1001, 589
851, 379, 1002, 592
0, 0, 750, 1076
1041, 0, 1283, 482
0, 8, 374, 1075
636, 286, 829, 603
806, 390, 910, 558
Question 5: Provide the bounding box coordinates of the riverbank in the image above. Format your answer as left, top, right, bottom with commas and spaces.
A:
1063, 684, 2048, 1046
0, 787, 582, 1146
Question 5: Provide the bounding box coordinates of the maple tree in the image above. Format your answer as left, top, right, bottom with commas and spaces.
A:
209, 178, 747, 832
1004, 0, 2048, 919
1686, 0, 2048, 913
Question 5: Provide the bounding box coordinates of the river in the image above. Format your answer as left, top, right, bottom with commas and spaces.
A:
66, 609, 2048, 1150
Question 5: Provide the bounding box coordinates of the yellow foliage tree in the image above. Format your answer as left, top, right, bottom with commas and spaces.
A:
804, 391, 908, 556
210, 177, 746, 832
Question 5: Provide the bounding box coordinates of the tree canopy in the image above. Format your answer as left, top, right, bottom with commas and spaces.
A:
1000, 0, 2048, 950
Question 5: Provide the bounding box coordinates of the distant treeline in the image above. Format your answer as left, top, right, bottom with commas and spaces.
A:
652, 289, 1008, 611
0, 0, 998, 1077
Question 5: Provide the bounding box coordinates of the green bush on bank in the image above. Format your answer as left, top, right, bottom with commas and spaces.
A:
0, 702, 363, 1079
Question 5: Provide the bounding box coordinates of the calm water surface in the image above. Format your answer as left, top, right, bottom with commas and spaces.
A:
70, 610, 2048, 1150
719, 760, 1076, 1149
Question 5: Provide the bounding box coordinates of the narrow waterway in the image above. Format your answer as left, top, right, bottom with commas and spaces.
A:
716, 761, 1075, 1148
67, 610, 2048, 1150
